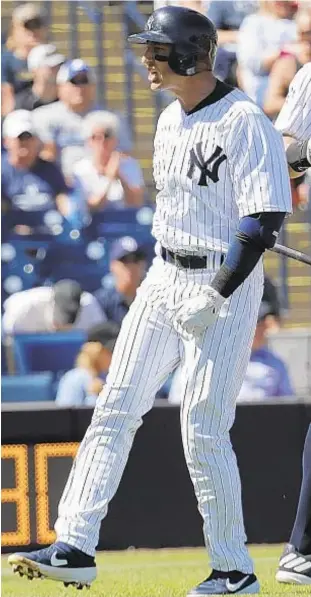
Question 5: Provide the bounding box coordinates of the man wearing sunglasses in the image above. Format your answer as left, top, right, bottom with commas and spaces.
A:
2, 109, 70, 228
70, 110, 144, 216
33, 59, 133, 181
94, 236, 147, 325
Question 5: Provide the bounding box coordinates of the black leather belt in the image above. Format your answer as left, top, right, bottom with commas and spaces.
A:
160, 246, 224, 269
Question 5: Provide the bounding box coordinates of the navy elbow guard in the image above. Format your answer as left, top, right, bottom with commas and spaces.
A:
211, 212, 286, 298
286, 139, 311, 173
236, 212, 286, 250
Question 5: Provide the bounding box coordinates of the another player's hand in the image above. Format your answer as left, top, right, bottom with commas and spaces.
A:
174, 287, 225, 336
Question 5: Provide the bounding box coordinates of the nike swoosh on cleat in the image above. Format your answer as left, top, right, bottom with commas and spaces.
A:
226, 575, 250, 593
50, 552, 68, 567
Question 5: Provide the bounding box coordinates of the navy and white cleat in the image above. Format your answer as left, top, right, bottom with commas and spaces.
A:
187, 570, 260, 595
8, 542, 97, 589
276, 543, 311, 585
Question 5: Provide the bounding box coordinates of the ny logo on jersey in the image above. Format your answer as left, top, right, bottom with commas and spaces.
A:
187, 143, 227, 186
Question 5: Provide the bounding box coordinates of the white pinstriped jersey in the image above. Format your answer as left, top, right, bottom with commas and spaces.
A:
152, 81, 292, 255
275, 62, 311, 142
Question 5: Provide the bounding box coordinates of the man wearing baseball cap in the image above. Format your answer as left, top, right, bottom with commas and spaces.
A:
95, 237, 147, 325
2, 279, 105, 335
32, 58, 133, 180
15, 44, 65, 111
55, 321, 120, 407
2, 109, 71, 222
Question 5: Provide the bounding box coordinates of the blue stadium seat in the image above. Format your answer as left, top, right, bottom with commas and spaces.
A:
2, 207, 156, 310
1, 372, 54, 402
87, 207, 155, 243
13, 332, 86, 375
2, 210, 64, 237
91, 207, 154, 225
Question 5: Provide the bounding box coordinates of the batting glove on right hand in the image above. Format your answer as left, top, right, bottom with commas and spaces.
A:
174, 287, 225, 337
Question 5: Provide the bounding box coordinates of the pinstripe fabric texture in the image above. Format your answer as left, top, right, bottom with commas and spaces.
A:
56, 256, 263, 572
153, 86, 292, 257
275, 63, 311, 142
55, 83, 291, 573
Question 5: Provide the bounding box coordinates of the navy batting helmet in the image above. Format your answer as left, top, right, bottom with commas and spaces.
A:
128, 6, 218, 77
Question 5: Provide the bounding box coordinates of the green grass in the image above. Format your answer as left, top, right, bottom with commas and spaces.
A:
2, 545, 310, 596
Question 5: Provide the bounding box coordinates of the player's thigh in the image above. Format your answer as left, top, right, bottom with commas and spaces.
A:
97, 294, 180, 413
180, 272, 263, 437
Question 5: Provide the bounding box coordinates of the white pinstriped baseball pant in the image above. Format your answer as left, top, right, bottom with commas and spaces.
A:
56, 252, 264, 573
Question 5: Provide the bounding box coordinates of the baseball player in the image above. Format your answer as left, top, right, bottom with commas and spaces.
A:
8, 7, 292, 595
274, 62, 311, 586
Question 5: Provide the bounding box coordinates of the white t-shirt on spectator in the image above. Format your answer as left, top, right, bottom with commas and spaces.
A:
72, 155, 144, 206
237, 14, 296, 107
33, 101, 133, 179
2, 286, 104, 335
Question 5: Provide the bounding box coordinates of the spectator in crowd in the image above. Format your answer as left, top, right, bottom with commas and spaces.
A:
1, 2, 48, 116
2, 109, 70, 223
2, 279, 105, 336
207, 0, 258, 83
95, 237, 147, 325
71, 111, 145, 216
237, 0, 297, 107
55, 321, 120, 406
264, 8, 311, 119
15, 44, 65, 111
1, 110, 70, 226
237, 300, 295, 402
33, 59, 132, 180
207, 1, 258, 48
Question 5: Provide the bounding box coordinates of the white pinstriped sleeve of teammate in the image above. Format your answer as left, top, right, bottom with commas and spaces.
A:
275, 63, 311, 143
221, 101, 292, 218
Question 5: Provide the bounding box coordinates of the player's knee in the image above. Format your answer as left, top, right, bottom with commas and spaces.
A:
95, 381, 153, 421
91, 404, 143, 437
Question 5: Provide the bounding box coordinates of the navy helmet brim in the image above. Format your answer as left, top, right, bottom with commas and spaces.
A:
128, 31, 173, 44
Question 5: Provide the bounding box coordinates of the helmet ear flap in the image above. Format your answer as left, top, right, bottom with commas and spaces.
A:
168, 46, 198, 76
167, 37, 218, 76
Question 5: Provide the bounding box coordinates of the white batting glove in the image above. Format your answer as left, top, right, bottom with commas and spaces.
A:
174, 286, 226, 336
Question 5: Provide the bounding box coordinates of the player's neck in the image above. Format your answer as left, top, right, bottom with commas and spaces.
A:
173, 73, 217, 114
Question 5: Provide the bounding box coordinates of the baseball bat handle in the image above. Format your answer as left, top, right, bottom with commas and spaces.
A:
271, 242, 311, 266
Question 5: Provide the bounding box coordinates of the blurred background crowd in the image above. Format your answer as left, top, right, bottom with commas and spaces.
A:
1, 0, 311, 406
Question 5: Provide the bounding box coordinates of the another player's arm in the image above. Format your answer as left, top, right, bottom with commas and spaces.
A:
284, 135, 311, 179
274, 64, 311, 178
